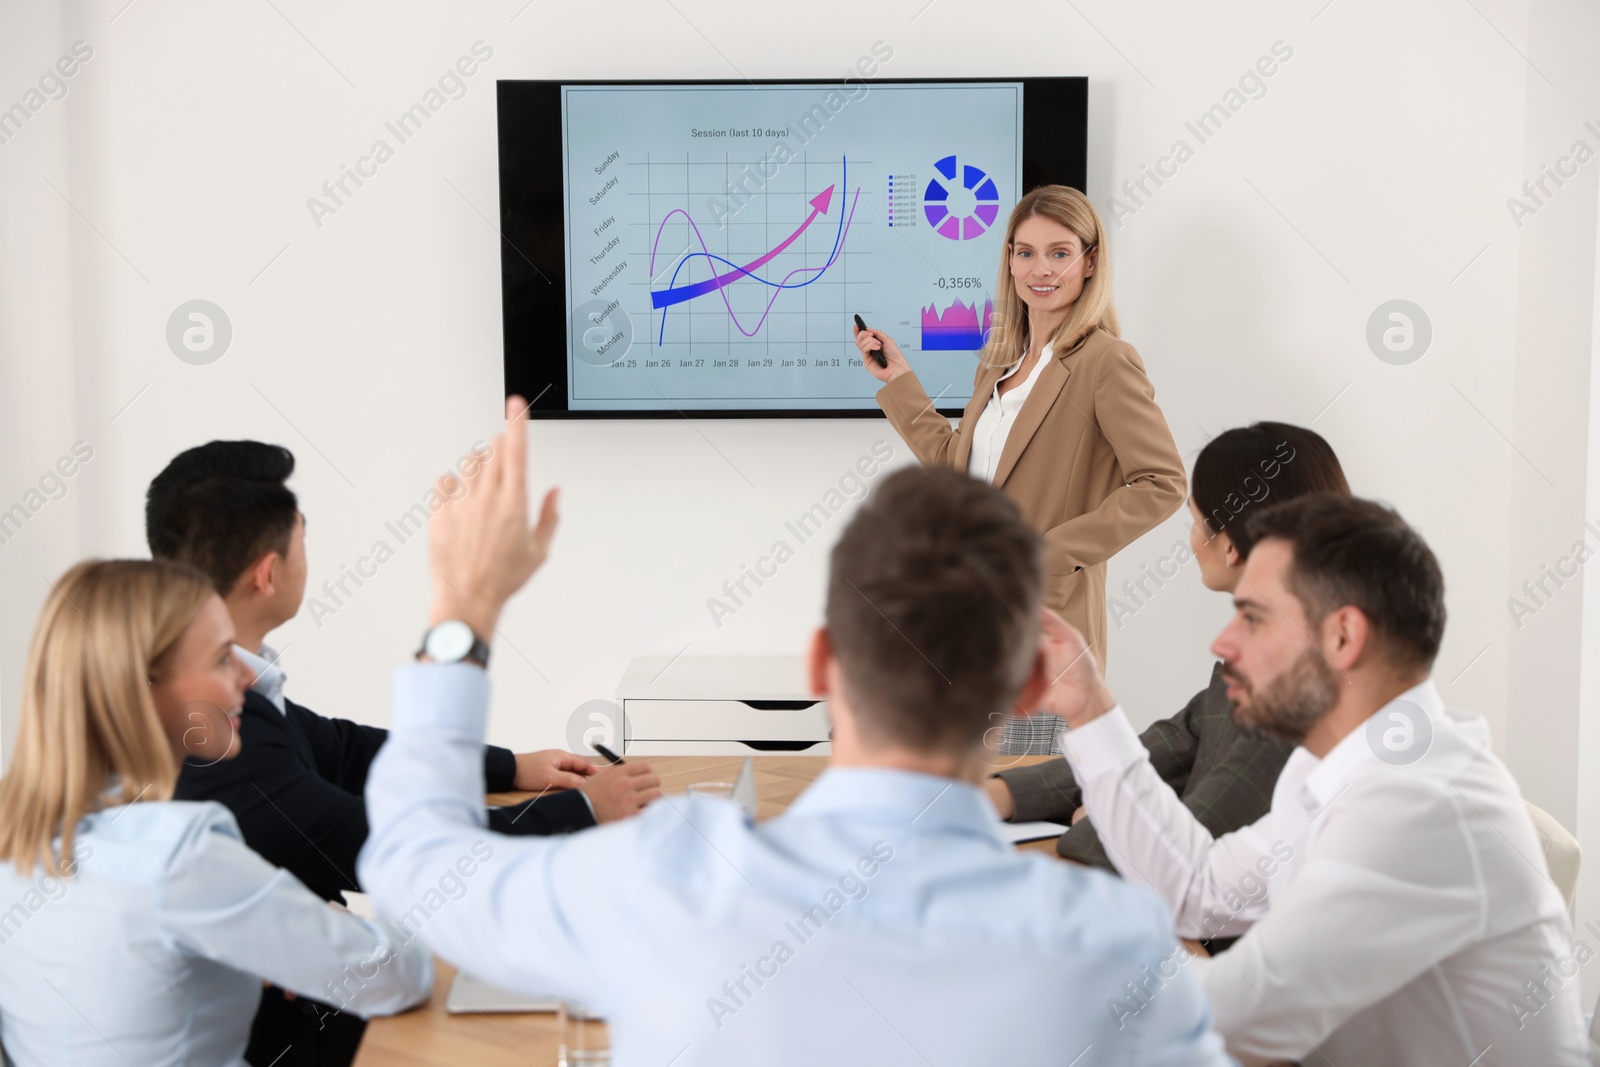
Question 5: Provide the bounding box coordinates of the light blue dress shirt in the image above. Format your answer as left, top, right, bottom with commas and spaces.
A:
0, 797, 433, 1066
360, 664, 1232, 1066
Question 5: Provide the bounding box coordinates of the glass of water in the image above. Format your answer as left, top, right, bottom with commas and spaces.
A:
557, 1001, 609, 1066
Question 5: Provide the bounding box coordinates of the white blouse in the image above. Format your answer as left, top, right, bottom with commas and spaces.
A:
966, 341, 1053, 484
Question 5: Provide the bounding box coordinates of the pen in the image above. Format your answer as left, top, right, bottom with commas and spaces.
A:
593, 742, 625, 765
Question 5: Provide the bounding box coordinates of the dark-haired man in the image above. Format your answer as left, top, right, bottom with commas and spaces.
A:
1040, 493, 1587, 1065
146, 440, 659, 1067
358, 398, 1231, 1066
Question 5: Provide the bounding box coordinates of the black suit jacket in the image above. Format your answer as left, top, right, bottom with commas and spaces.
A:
175, 688, 595, 902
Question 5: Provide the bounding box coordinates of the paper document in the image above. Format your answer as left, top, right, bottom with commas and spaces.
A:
1003, 821, 1068, 844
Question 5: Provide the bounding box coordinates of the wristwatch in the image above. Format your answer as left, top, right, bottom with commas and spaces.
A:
417, 620, 491, 667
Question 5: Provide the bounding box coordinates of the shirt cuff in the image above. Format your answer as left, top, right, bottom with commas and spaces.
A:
391, 662, 490, 740
1059, 706, 1146, 779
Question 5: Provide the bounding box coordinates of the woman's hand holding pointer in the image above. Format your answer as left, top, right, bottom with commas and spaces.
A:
852, 322, 912, 384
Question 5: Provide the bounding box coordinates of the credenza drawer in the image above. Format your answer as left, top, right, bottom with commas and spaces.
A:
621, 698, 829, 744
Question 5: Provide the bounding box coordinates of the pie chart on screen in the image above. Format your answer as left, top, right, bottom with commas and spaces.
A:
923, 155, 1001, 240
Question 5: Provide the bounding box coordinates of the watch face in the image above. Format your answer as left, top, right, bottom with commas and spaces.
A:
425, 620, 476, 662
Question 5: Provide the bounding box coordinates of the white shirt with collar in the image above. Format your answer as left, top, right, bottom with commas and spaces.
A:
237, 643, 600, 820
967, 341, 1052, 484
1061, 678, 1588, 1066
235, 642, 288, 714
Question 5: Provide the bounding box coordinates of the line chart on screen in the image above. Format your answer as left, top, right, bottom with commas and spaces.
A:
646, 156, 863, 346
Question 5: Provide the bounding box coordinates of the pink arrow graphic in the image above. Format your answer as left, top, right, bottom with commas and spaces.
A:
650, 185, 835, 309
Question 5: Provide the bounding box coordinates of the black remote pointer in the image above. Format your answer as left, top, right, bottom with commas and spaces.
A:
854, 314, 887, 368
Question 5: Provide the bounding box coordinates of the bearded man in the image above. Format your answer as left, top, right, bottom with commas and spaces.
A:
1036, 492, 1587, 1067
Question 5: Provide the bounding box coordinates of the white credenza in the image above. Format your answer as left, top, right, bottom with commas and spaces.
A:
617, 655, 831, 756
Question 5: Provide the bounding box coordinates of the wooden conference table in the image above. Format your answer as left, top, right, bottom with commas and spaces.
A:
354, 753, 1060, 1067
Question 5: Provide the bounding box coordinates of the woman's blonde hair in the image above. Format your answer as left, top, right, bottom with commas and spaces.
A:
0, 559, 213, 875
980, 185, 1119, 370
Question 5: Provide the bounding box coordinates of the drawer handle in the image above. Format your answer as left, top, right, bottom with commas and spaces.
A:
740, 700, 820, 711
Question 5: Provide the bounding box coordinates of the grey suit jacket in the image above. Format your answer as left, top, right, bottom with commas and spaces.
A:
995, 662, 1296, 869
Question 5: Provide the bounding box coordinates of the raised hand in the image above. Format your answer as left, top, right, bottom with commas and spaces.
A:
1036, 607, 1118, 729
427, 395, 560, 638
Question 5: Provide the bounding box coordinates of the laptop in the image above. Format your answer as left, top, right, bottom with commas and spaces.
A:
444, 972, 565, 1014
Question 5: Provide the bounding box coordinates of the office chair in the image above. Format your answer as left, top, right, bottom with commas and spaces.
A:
1524, 800, 1581, 912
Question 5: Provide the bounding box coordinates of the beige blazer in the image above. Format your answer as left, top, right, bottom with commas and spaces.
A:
876, 327, 1186, 669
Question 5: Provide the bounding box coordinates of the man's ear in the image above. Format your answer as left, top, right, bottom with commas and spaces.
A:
1324, 605, 1371, 673
806, 626, 832, 698
236, 552, 281, 600
1010, 648, 1049, 717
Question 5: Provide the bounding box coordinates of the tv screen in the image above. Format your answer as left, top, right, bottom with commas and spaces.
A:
497, 76, 1086, 418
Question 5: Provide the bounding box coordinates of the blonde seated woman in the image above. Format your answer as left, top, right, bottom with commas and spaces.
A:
0, 560, 430, 1067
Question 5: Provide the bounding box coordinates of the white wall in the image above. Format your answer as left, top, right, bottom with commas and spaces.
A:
1578, 176, 1600, 1017
0, 0, 86, 761
3, 0, 1599, 990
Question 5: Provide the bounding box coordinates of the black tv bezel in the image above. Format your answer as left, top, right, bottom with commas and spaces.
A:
497, 76, 1087, 419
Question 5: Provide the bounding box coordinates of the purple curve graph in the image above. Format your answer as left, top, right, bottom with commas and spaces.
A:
650, 185, 833, 310
648, 157, 860, 344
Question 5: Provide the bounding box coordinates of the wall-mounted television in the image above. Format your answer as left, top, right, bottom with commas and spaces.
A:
497, 76, 1086, 418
